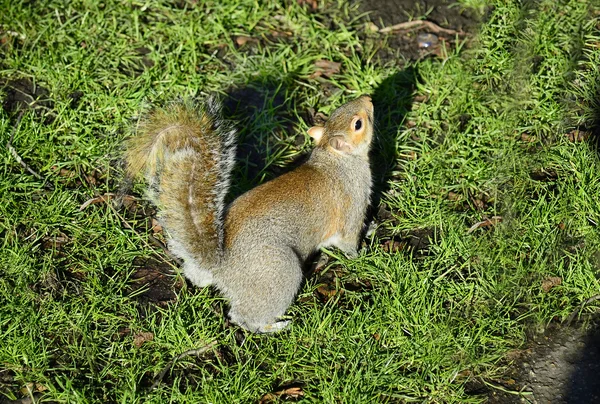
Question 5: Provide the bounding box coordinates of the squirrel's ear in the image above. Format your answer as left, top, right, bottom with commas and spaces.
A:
307, 126, 324, 142
328, 136, 354, 154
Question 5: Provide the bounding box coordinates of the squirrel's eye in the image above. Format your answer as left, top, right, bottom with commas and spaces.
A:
354, 119, 362, 131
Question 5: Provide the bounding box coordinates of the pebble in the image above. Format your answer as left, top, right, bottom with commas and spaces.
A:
417, 33, 439, 49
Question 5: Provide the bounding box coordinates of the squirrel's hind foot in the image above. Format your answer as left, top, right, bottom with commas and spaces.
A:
228, 310, 291, 333
258, 320, 291, 333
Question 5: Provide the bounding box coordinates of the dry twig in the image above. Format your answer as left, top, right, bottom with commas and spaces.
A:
467, 216, 503, 234
151, 340, 218, 389
379, 19, 465, 36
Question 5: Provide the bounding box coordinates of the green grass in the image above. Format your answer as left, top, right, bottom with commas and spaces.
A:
1, 0, 600, 402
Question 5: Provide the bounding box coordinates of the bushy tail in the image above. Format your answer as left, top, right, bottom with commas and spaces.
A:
126, 96, 236, 268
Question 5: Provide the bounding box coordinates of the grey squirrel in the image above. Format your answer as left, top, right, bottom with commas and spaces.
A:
126, 95, 374, 332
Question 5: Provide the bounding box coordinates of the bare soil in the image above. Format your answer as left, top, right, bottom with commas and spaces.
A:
478, 322, 600, 403
359, 0, 482, 62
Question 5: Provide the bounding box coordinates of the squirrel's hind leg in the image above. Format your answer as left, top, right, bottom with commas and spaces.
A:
258, 320, 291, 333
222, 250, 303, 333
182, 262, 214, 288
168, 239, 214, 287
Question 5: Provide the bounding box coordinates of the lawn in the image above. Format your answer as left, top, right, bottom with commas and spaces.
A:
1, 0, 599, 402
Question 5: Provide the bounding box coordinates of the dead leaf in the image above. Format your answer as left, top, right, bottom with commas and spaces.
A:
259, 386, 305, 403
521, 133, 536, 142
52, 166, 76, 178
83, 169, 103, 186
472, 198, 485, 210
259, 393, 276, 403
117, 327, 131, 338
413, 94, 428, 103
447, 191, 461, 201
235, 35, 257, 47
297, 0, 318, 11
541, 276, 562, 293
20, 382, 47, 395
467, 216, 502, 234
316, 284, 342, 300
309, 59, 341, 79
382, 240, 404, 253
151, 218, 163, 234
133, 331, 154, 348
566, 129, 590, 142
80, 193, 114, 210
79, 193, 136, 211
41, 232, 69, 250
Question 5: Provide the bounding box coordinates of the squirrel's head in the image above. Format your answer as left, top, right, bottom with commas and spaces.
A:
307, 95, 374, 157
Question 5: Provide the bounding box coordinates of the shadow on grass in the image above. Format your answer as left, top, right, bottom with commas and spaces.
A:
584, 80, 600, 161
222, 77, 300, 197
370, 67, 418, 210
565, 322, 600, 403
222, 68, 418, 208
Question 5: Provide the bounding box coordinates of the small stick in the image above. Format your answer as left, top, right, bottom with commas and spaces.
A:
379, 19, 465, 36
566, 294, 600, 325
151, 340, 218, 389
6, 111, 53, 188
481, 379, 533, 397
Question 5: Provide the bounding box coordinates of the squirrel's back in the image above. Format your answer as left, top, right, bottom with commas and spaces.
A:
223, 151, 370, 260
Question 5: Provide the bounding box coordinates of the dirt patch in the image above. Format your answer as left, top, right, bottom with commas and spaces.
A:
470, 321, 600, 403
359, 0, 483, 63
128, 257, 182, 309
360, 0, 480, 31
1, 77, 54, 116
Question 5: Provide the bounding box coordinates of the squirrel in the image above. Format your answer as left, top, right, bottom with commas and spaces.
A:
125, 95, 374, 332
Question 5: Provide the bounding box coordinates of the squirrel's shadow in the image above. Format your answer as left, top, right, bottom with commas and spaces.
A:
222, 68, 418, 211
370, 67, 418, 212
223, 78, 305, 199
